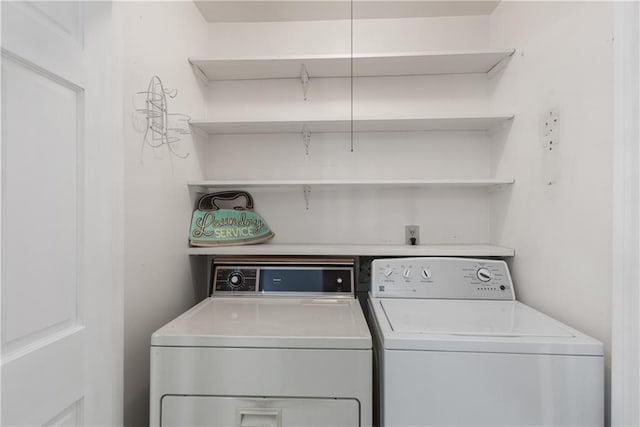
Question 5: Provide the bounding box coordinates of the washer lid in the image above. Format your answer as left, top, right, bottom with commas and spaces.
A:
372, 299, 603, 355
152, 297, 372, 349
383, 299, 573, 337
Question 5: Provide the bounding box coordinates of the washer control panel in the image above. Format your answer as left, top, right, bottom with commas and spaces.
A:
371, 257, 514, 300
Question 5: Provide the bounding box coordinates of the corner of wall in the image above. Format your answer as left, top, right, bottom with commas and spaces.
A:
122, 2, 210, 426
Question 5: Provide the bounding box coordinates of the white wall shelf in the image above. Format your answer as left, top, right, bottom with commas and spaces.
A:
188, 178, 514, 192
189, 49, 515, 81
189, 114, 514, 135
187, 46, 516, 258
188, 243, 515, 257
194, 1, 501, 23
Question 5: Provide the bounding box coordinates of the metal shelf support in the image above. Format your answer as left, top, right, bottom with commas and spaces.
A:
487, 49, 515, 79
190, 62, 210, 85
300, 64, 310, 100
303, 185, 312, 210
302, 124, 311, 155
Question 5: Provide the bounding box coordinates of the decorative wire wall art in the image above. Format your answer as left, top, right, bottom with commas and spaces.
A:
133, 75, 191, 164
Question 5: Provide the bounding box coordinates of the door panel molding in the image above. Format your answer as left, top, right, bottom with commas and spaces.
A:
2, 325, 84, 365
24, 1, 84, 46
1, 1, 84, 86
1, 50, 85, 357
44, 398, 84, 427
1, 329, 85, 426
0, 48, 84, 92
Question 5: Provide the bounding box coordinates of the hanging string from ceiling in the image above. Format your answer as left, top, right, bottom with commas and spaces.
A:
350, 0, 354, 153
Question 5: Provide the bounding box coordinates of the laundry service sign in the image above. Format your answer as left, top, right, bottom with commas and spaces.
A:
189, 192, 274, 246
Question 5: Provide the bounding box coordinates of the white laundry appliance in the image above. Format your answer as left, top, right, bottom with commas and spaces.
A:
368, 257, 603, 427
150, 257, 372, 427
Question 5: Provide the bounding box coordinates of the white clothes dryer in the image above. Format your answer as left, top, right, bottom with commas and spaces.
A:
368, 257, 603, 427
151, 257, 372, 427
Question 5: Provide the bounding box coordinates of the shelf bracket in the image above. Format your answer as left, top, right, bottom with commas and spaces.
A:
300, 64, 310, 100
189, 62, 210, 86
487, 50, 515, 80
489, 183, 511, 193
303, 185, 311, 210
301, 124, 311, 155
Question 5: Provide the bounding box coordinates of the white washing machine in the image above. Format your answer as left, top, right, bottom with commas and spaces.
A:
151, 257, 372, 427
368, 257, 604, 427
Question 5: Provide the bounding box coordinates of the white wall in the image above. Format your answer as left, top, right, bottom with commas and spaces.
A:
487, 0, 614, 417
205, 0, 613, 339
118, 2, 614, 424
611, 2, 640, 425
207, 15, 491, 56
122, 3, 208, 426
203, 2, 614, 414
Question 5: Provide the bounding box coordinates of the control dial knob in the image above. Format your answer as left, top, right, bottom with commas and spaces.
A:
228, 272, 244, 288
421, 268, 432, 279
402, 269, 412, 279
476, 268, 492, 283
384, 268, 394, 277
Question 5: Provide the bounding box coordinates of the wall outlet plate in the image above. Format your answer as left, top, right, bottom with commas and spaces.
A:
540, 108, 560, 185
405, 225, 420, 245
540, 108, 560, 147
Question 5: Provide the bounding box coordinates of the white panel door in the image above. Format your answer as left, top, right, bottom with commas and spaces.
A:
1, 1, 122, 426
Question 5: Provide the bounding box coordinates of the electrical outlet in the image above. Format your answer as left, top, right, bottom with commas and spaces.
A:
540, 109, 560, 185
405, 225, 420, 246
357, 257, 373, 290
540, 109, 560, 147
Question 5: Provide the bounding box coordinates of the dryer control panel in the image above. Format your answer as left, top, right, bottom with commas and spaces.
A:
211, 257, 355, 298
370, 257, 514, 300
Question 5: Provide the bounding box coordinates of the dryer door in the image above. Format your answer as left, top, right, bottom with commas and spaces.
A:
161, 396, 360, 427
